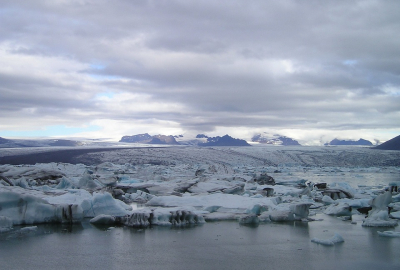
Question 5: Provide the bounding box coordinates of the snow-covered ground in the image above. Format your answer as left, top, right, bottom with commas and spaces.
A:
1, 145, 400, 232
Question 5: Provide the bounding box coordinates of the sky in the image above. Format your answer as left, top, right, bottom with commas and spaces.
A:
0, 0, 399, 145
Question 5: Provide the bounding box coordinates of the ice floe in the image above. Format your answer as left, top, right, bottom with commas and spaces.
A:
311, 233, 345, 246
362, 191, 398, 227
377, 231, 400, 237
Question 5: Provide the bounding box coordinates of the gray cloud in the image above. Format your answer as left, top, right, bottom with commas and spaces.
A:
0, 0, 399, 142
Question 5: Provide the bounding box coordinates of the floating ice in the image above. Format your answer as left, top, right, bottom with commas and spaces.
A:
239, 214, 259, 224
84, 192, 132, 217
363, 191, 398, 227
324, 203, 352, 216
0, 216, 13, 232
311, 233, 344, 246
123, 207, 205, 227
377, 231, 400, 237
322, 195, 335, 204
90, 214, 116, 225
77, 171, 104, 190
19, 226, 38, 233
262, 203, 311, 222
390, 211, 400, 219
0, 187, 84, 225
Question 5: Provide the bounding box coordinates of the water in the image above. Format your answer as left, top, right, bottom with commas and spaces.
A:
1, 215, 399, 270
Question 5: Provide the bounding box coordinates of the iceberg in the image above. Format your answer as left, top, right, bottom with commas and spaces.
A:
0, 185, 132, 226
324, 203, 352, 216
363, 191, 398, 227
0, 187, 83, 225
90, 214, 116, 225
0, 216, 13, 232
239, 214, 259, 224
122, 207, 205, 227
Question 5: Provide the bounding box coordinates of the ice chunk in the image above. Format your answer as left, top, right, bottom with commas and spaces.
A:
123, 207, 205, 227
265, 203, 311, 222
124, 190, 154, 203
245, 204, 268, 215
90, 214, 116, 225
322, 195, 335, 204
311, 233, 344, 246
363, 191, 398, 227
0, 216, 13, 232
204, 205, 221, 213
390, 211, 400, 219
86, 192, 131, 217
329, 182, 356, 197
239, 214, 259, 224
268, 210, 295, 222
204, 212, 238, 221
19, 226, 38, 233
77, 171, 103, 190
377, 231, 400, 237
392, 194, 400, 203
324, 203, 352, 216
0, 187, 83, 225
56, 177, 75, 189
290, 203, 311, 219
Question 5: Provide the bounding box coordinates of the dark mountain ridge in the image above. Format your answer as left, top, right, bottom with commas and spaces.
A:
198, 135, 250, 147
325, 138, 373, 146
374, 135, 400, 150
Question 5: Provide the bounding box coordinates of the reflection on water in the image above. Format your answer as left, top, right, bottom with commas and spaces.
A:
1, 215, 399, 270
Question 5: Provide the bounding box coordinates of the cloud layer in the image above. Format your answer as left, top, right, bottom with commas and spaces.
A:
1, 0, 399, 144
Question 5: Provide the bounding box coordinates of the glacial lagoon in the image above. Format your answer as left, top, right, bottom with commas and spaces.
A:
1, 146, 400, 269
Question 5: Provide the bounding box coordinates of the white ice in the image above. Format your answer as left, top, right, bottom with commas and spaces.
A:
1, 146, 400, 229
377, 231, 400, 237
362, 191, 398, 227
311, 233, 345, 246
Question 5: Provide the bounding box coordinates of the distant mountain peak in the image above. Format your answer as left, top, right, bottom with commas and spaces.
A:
374, 135, 400, 150
0, 137, 11, 144
324, 138, 373, 146
119, 134, 179, 145
251, 133, 300, 146
199, 134, 250, 147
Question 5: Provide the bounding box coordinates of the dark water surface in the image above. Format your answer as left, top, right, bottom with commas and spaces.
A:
1, 214, 399, 270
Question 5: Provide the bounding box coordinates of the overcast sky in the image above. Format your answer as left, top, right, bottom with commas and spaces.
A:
1, 0, 399, 144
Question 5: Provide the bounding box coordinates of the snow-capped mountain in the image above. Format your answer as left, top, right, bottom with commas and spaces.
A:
251, 133, 301, 146
119, 133, 179, 145
198, 135, 251, 147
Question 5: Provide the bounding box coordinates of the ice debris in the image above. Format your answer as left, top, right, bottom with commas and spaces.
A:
122, 208, 205, 227
324, 203, 352, 216
377, 231, 400, 237
90, 214, 116, 225
362, 191, 398, 227
311, 233, 344, 246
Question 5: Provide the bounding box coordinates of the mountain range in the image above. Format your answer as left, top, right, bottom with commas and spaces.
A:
251, 133, 301, 146
198, 135, 250, 147
119, 133, 179, 145
1, 134, 399, 149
